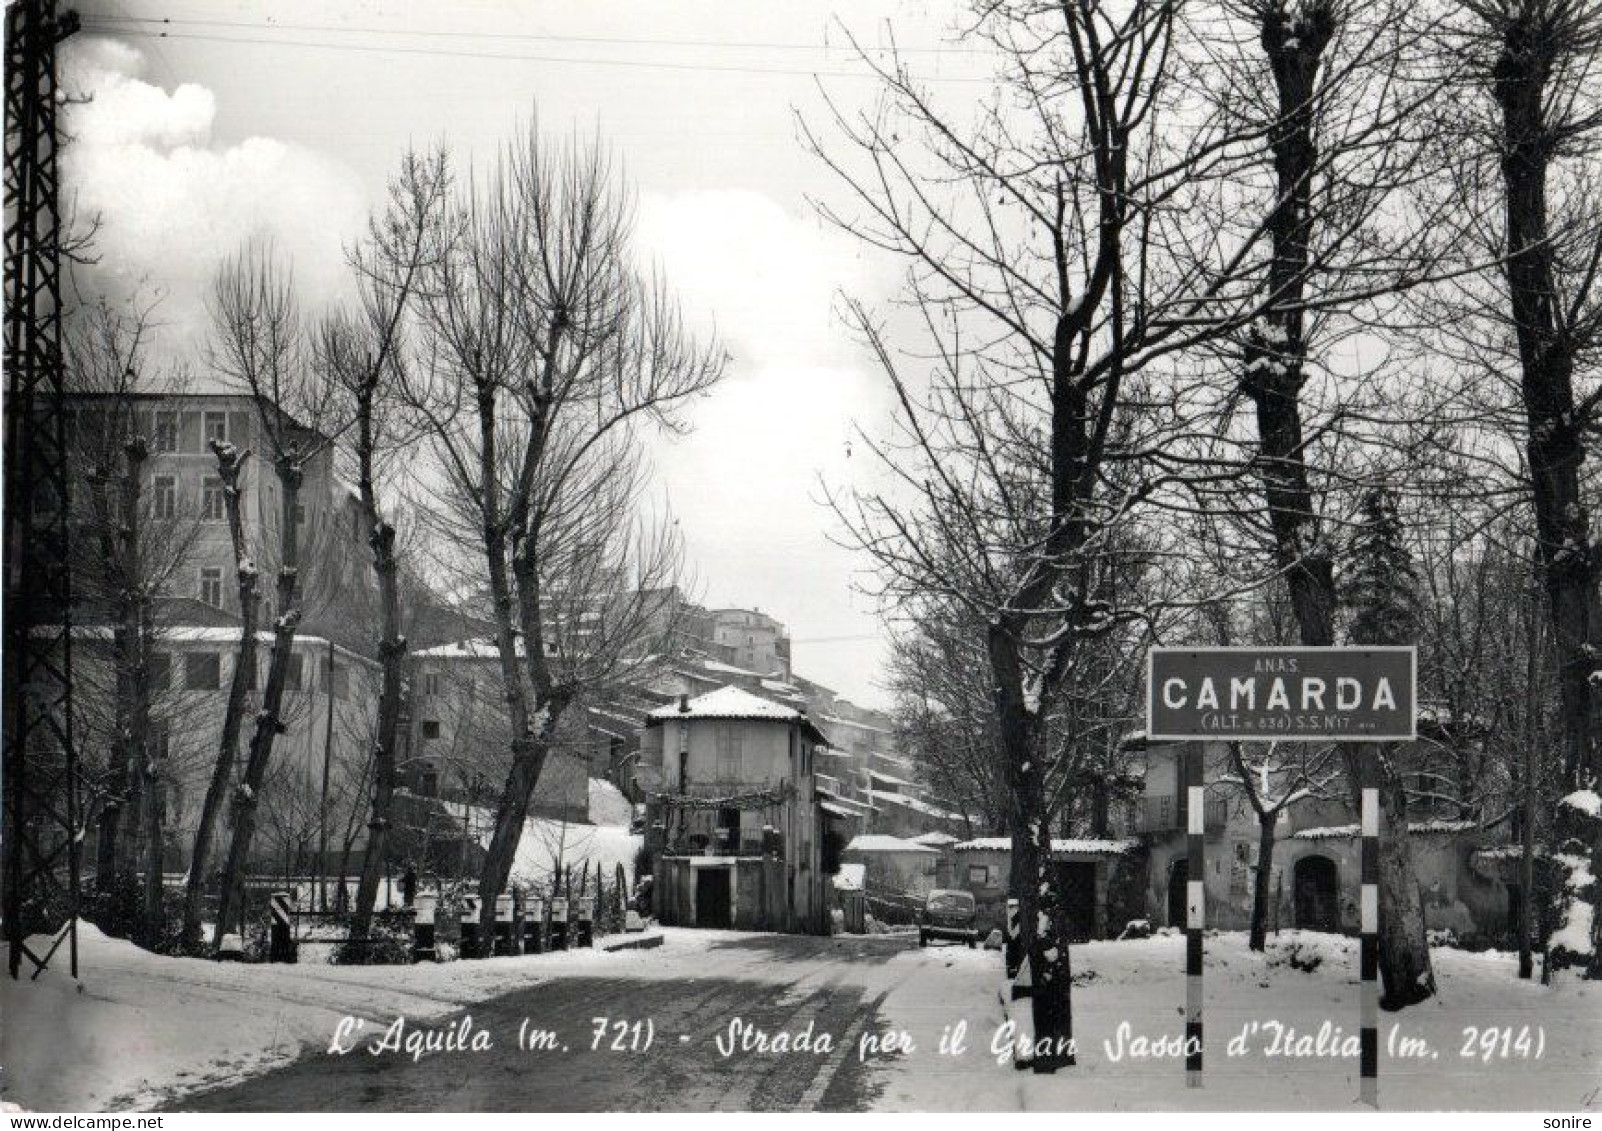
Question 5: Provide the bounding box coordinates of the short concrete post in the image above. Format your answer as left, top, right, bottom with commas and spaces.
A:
494, 893, 515, 957
550, 895, 569, 950
524, 896, 546, 953
412, 892, 437, 962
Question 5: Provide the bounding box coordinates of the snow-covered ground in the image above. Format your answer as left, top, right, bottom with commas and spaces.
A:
873, 930, 1602, 1111
0, 923, 714, 1112
3, 925, 1594, 1112
445, 781, 642, 893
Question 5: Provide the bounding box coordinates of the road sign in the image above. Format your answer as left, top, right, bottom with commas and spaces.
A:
1147, 647, 1416, 742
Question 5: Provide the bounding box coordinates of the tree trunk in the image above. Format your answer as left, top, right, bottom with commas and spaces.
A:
86, 471, 130, 893
181, 442, 257, 951
1245, 0, 1436, 1005
1374, 751, 1435, 1008
1488, 10, 1601, 975
1249, 811, 1276, 952
212, 449, 305, 948
352, 511, 406, 938
989, 625, 1074, 1071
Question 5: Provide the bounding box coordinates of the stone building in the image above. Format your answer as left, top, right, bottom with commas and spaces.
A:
638, 686, 837, 933
1138, 738, 1517, 942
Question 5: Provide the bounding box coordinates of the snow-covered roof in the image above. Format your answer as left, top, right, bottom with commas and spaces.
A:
819, 798, 867, 820
843, 834, 938, 855
912, 831, 959, 847
952, 837, 1140, 856
867, 768, 916, 787
701, 658, 765, 678
647, 685, 802, 723
817, 789, 877, 815
38, 625, 377, 666
873, 792, 964, 820
1292, 819, 1478, 840
413, 638, 508, 659
833, 862, 867, 891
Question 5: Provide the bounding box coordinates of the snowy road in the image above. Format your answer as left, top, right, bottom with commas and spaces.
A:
6, 924, 1596, 1112
169, 934, 915, 1113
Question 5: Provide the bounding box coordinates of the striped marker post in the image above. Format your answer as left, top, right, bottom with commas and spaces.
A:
461, 894, 482, 958
1185, 745, 1206, 1089
1360, 786, 1380, 1107
269, 891, 295, 963
1004, 897, 1022, 979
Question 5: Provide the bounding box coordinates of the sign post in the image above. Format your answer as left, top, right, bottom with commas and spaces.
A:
1360, 785, 1379, 1107
1185, 745, 1207, 1089
1145, 646, 1415, 1105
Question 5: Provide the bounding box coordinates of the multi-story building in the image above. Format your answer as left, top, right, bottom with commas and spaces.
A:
637, 686, 837, 933
706, 608, 791, 679
1134, 733, 1515, 941
404, 638, 593, 822
64, 391, 375, 646
61, 603, 383, 877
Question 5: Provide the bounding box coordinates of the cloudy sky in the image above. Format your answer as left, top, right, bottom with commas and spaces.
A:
62, 1, 1004, 710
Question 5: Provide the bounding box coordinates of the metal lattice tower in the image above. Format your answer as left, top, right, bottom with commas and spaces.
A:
4, 0, 81, 980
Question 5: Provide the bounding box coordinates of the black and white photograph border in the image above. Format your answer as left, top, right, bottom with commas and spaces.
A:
1, 0, 1599, 1120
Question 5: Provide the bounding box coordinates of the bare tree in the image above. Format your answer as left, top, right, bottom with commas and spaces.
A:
178, 437, 257, 950
318, 148, 452, 940
808, 0, 1320, 1067
1416, 0, 1602, 967
1181, 0, 1471, 1005
66, 297, 203, 945
400, 125, 724, 949
205, 243, 342, 946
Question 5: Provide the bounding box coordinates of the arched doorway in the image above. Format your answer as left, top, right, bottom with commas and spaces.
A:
1167, 858, 1188, 928
1293, 855, 1339, 932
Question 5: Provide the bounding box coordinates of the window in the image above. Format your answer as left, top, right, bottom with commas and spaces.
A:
323, 660, 348, 698
184, 651, 221, 691
293, 502, 307, 528
202, 477, 226, 522
421, 720, 441, 740
423, 672, 440, 698
199, 567, 223, 608
285, 653, 304, 692
152, 475, 176, 520
715, 722, 741, 781
967, 864, 990, 886
152, 411, 178, 453
203, 411, 229, 445
148, 651, 172, 691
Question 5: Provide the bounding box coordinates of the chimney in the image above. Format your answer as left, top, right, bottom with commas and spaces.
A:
678, 694, 689, 713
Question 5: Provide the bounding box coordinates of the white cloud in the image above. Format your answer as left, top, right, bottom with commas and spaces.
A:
635, 188, 889, 369
636, 190, 899, 706
60, 36, 369, 364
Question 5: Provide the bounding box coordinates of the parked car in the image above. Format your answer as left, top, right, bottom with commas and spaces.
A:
917, 888, 980, 948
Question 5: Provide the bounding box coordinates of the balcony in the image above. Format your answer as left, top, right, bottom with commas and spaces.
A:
1139, 793, 1228, 835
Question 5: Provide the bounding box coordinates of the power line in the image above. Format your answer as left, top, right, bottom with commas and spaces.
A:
82, 24, 999, 84
83, 12, 997, 58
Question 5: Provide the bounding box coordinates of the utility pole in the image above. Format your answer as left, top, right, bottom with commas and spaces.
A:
318, 639, 334, 910
4, 0, 82, 980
